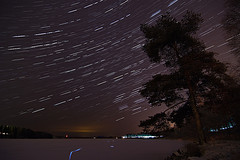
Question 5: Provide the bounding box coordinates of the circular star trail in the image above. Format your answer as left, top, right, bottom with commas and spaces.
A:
0, 0, 236, 136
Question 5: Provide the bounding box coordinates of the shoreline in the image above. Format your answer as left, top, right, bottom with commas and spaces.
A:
165, 140, 240, 160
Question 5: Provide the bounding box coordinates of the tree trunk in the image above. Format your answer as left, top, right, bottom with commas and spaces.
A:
173, 42, 206, 144
187, 78, 206, 145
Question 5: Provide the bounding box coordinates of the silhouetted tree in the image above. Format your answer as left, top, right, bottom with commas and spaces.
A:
140, 11, 235, 144
215, 85, 240, 132
0, 125, 53, 138
139, 113, 171, 135
170, 102, 193, 128
139, 101, 191, 135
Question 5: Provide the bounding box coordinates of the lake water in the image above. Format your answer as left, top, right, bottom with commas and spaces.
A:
0, 139, 186, 160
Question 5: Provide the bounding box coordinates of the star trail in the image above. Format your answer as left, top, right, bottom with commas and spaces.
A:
0, 0, 236, 136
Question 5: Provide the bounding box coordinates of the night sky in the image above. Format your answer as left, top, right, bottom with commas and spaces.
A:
0, 0, 237, 137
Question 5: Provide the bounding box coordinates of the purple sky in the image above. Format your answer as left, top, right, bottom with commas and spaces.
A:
0, 0, 236, 137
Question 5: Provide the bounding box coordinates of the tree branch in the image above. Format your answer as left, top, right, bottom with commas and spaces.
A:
163, 100, 187, 113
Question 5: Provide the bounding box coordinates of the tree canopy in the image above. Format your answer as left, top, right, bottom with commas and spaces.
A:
139, 11, 238, 144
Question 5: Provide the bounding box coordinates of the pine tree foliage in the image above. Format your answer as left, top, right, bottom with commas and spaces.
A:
139, 113, 171, 135
139, 11, 238, 144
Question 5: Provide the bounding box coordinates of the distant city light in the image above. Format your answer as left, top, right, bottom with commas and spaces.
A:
0, 132, 9, 135
122, 134, 158, 139
209, 120, 236, 132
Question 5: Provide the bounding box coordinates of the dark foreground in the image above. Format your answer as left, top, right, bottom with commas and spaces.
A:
0, 139, 186, 160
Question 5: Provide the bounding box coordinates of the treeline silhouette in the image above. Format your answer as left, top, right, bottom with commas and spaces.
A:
0, 125, 53, 139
